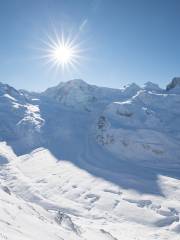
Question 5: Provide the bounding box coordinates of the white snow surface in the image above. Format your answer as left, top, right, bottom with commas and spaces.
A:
0, 78, 180, 239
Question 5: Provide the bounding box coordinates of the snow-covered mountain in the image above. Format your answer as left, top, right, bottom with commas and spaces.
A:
0, 78, 180, 240
166, 77, 180, 93
43, 79, 140, 111
0, 82, 44, 153
96, 89, 180, 167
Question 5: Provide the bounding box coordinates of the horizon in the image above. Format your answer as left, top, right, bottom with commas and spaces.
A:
1, 0, 180, 91
0, 77, 176, 92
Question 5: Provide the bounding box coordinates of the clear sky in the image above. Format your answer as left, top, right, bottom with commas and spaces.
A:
0, 0, 180, 91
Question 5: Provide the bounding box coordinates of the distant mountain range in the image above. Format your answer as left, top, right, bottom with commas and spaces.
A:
0, 77, 180, 164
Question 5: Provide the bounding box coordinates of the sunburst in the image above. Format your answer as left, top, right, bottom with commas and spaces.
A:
40, 31, 83, 72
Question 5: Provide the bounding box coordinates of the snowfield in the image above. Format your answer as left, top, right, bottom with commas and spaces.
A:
0, 78, 180, 239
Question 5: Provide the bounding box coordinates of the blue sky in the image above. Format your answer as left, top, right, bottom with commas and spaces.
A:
0, 0, 180, 91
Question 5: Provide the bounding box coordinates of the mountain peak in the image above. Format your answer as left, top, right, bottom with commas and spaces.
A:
143, 81, 161, 91
0, 81, 26, 102
122, 83, 140, 89
57, 79, 88, 88
66, 79, 87, 85
0, 82, 18, 95
121, 83, 141, 96
166, 77, 180, 92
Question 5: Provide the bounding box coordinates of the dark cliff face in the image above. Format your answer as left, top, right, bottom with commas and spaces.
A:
166, 77, 180, 91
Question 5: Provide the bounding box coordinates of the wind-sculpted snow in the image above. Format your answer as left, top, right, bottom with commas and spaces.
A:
0, 78, 180, 239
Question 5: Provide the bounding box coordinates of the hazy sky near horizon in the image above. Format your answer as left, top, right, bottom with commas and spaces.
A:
0, 0, 180, 91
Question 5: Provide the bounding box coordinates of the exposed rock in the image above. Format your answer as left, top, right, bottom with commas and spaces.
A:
55, 210, 80, 235
166, 77, 180, 91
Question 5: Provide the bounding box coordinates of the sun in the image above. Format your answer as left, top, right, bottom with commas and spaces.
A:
40, 31, 83, 72
53, 45, 73, 64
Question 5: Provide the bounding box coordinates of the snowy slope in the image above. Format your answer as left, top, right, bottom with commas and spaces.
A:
0, 83, 44, 153
0, 78, 180, 239
0, 143, 180, 240
96, 89, 180, 167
